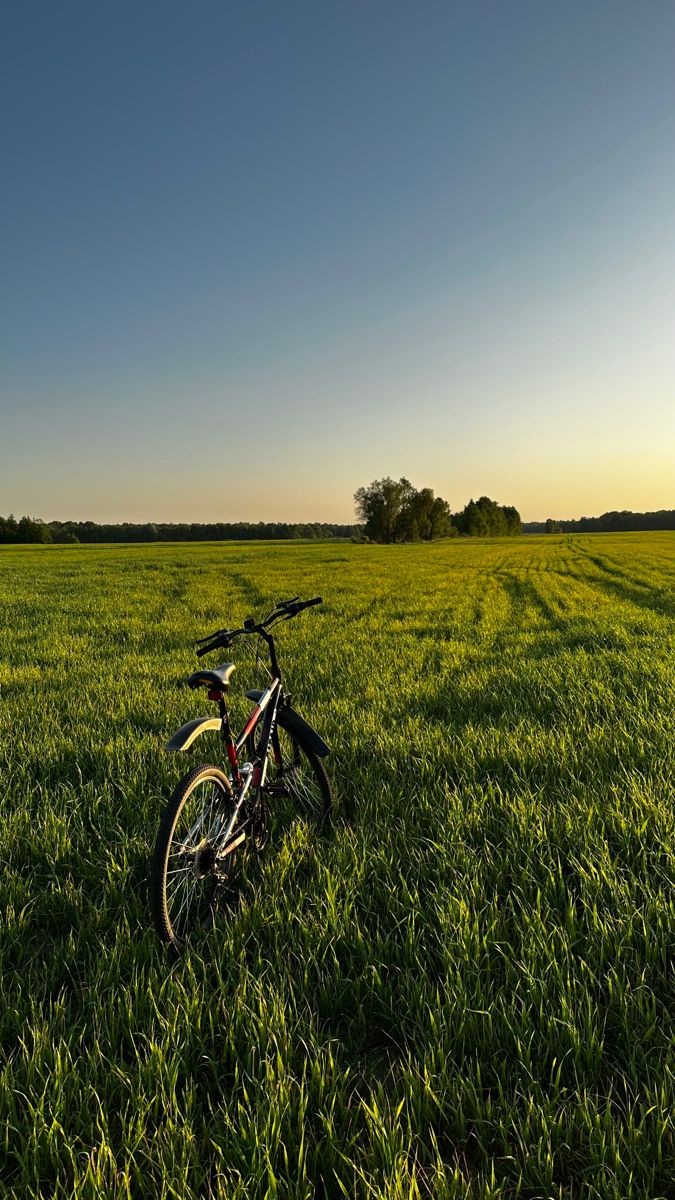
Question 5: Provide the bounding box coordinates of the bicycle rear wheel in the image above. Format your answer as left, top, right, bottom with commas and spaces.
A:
151, 764, 238, 951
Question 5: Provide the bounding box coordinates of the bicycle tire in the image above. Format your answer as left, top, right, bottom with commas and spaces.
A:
151, 763, 237, 952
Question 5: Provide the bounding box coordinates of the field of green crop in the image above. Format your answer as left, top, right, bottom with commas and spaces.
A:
1, 533, 674, 1198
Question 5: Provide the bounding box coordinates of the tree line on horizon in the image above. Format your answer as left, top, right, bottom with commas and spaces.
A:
354, 478, 522, 542
3, 503, 674, 546
523, 508, 675, 534
0, 515, 360, 545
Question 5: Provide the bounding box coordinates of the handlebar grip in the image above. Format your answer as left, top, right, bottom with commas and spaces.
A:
196, 640, 220, 657
304, 596, 322, 608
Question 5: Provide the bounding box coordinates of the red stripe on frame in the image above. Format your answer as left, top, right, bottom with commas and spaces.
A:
241, 706, 261, 739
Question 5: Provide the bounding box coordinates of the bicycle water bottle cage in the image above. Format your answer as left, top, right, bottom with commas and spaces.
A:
186, 663, 236, 690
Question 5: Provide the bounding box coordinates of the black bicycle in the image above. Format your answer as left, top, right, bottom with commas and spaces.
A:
150, 596, 331, 950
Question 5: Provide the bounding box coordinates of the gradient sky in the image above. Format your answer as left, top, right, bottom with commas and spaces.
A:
2, 1, 674, 523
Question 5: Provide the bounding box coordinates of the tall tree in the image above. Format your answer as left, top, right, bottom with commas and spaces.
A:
397, 488, 454, 541
354, 477, 416, 543
502, 505, 523, 535
455, 497, 521, 537
354, 478, 454, 543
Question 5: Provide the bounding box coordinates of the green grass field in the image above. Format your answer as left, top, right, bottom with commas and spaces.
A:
1, 533, 674, 1198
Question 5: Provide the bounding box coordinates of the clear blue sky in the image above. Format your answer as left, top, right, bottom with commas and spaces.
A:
2, 1, 674, 523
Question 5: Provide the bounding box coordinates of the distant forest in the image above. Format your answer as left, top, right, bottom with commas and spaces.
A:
2, 506, 673, 545
2, 490, 523, 545
0, 516, 360, 545
524, 509, 675, 534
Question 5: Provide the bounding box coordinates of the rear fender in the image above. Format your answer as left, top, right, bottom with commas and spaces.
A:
166, 716, 221, 752
245, 691, 330, 757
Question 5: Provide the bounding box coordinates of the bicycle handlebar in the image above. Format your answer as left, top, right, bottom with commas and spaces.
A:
196, 596, 322, 656
275, 595, 322, 618
196, 639, 225, 657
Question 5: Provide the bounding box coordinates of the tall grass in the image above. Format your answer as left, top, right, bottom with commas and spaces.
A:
0, 533, 673, 1197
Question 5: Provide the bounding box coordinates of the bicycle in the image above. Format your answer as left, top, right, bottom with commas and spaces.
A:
150, 596, 332, 951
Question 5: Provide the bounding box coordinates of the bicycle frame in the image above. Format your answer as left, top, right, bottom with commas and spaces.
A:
221, 674, 283, 791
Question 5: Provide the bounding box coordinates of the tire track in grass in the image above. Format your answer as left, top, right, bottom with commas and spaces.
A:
497, 572, 560, 629
570, 541, 675, 621
567, 561, 675, 626
412, 569, 559, 767
529, 567, 636, 655
424, 556, 560, 720
416, 557, 672, 799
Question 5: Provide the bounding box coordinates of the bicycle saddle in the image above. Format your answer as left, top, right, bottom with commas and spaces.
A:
186, 663, 236, 690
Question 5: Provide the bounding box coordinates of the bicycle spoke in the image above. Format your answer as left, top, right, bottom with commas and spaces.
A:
174, 876, 195, 932
268, 727, 329, 823
160, 773, 237, 943
286, 768, 323, 815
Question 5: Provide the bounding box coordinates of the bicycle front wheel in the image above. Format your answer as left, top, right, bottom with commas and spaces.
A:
151, 764, 238, 951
